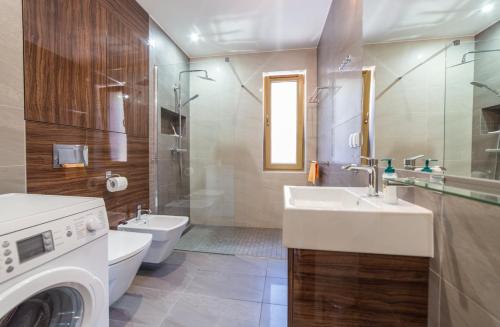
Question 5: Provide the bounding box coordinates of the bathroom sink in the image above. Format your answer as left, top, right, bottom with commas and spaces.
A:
283, 186, 433, 257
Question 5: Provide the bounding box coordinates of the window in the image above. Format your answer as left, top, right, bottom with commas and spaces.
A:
264, 74, 305, 170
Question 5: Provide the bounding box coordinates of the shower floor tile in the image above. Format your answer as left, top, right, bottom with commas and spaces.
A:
175, 225, 287, 259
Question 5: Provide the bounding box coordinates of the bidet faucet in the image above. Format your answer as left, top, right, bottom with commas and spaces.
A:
342, 156, 379, 196
136, 205, 151, 224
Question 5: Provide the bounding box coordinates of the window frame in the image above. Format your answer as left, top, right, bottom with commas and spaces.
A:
263, 74, 305, 171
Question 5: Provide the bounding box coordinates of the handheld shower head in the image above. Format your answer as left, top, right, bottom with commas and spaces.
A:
182, 94, 200, 107
470, 81, 500, 97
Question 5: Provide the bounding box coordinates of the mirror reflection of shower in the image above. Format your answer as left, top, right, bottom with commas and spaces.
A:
470, 81, 500, 97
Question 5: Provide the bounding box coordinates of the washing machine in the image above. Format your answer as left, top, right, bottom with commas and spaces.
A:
0, 193, 109, 327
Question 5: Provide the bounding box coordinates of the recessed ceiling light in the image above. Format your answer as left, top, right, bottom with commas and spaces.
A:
190, 33, 200, 42
482, 3, 494, 13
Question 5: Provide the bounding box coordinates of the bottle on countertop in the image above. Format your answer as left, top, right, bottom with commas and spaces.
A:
382, 159, 398, 204
414, 159, 437, 173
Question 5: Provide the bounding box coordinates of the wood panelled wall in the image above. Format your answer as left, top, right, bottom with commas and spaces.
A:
23, 0, 150, 227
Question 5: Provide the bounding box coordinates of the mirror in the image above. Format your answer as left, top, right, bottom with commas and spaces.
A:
362, 1, 500, 181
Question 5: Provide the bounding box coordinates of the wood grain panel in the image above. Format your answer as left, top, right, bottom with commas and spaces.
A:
288, 249, 429, 327
107, 12, 149, 137
99, 0, 149, 38
23, 0, 106, 128
26, 121, 149, 228
23, 0, 149, 137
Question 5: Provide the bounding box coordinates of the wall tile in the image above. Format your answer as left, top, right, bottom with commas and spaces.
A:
440, 280, 500, 327
441, 194, 500, 319
0, 107, 25, 167
428, 270, 441, 327
0, 165, 26, 194
413, 187, 443, 273
0, 0, 24, 110
317, 0, 363, 165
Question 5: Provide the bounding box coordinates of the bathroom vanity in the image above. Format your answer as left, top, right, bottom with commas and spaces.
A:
283, 186, 433, 327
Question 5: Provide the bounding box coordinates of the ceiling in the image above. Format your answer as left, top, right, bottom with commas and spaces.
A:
364, 0, 500, 44
136, 0, 333, 58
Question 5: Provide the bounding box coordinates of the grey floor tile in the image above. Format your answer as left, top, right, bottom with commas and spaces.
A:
166, 251, 268, 276
109, 286, 181, 327
160, 293, 261, 327
184, 270, 265, 302
266, 259, 287, 279
110, 319, 148, 327
262, 277, 287, 306
134, 263, 195, 293
259, 304, 287, 327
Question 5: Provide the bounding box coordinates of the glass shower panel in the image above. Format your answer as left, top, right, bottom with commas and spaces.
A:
187, 59, 237, 227
154, 63, 190, 217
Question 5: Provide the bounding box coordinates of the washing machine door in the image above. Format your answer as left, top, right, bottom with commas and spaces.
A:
0, 267, 106, 327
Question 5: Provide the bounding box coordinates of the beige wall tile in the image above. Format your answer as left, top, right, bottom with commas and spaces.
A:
0, 165, 26, 194
0, 0, 23, 110
428, 270, 441, 327
413, 188, 443, 273
440, 280, 500, 327
0, 107, 25, 167
441, 195, 500, 319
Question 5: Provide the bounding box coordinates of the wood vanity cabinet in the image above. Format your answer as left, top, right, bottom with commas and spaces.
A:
288, 249, 430, 327
23, 0, 149, 137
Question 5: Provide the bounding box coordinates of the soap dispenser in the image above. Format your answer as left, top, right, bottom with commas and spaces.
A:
415, 159, 438, 173
382, 159, 398, 204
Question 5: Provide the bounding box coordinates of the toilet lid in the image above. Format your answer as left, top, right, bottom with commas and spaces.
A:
108, 230, 152, 265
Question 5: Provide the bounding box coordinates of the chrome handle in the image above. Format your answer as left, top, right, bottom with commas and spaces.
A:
406, 154, 424, 161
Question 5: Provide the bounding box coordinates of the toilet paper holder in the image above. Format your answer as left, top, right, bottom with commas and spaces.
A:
105, 171, 121, 179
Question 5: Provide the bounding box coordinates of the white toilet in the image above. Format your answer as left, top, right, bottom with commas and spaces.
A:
108, 230, 152, 304
118, 214, 189, 264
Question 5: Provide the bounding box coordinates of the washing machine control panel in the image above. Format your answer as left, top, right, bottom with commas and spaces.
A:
0, 206, 108, 283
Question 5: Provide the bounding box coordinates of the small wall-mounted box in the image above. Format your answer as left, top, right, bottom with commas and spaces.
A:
53, 144, 89, 168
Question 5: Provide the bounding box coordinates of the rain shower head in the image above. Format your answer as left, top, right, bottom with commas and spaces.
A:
470, 81, 500, 97
448, 59, 478, 68
461, 49, 500, 65
198, 75, 216, 82
179, 69, 215, 82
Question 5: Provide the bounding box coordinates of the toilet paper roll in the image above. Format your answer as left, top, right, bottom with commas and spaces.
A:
106, 176, 128, 192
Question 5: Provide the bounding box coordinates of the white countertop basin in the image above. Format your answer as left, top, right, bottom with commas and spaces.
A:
283, 186, 433, 257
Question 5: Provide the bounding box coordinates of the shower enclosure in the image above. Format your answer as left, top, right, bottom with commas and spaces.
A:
151, 49, 315, 258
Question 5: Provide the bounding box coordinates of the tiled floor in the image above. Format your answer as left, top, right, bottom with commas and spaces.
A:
110, 250, 288, 327
175, 225, 287, 259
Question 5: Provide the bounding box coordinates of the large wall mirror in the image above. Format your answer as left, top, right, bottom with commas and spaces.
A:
362, 1, 500, 181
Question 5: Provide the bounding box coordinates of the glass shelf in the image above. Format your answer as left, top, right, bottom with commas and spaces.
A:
390, 177, 500, 207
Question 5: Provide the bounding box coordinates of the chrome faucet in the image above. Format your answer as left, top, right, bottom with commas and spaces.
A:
342, 156, 379, 196
403, 155, 424, 170
136, 205, 151, 224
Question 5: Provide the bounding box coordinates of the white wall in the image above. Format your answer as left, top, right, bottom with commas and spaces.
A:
364, 38, 473, 171
189, 49, 317, 228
